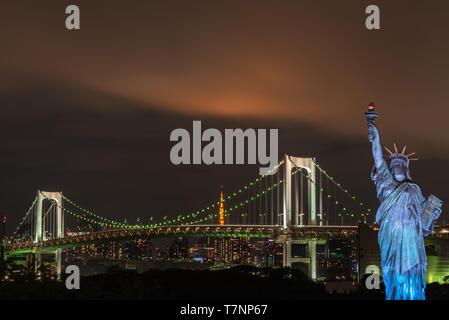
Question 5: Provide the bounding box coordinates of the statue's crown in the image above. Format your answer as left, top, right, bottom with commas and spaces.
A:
384, 144, 418, 165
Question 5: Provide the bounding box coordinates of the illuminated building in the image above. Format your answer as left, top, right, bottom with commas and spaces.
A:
207, 237, 265, 265
228, 237, 251, 264
214, 238, 229, 263
189, 244, 215, 263
194, 237, 216, 263
271, 242, 284, 267
250, 239, 269, 267
168, 237, 189, 259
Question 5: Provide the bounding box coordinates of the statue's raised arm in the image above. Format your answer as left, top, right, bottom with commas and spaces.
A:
368, 122, 384, 170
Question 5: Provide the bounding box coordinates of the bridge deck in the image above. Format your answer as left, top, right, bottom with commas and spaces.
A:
6, 225, 359, 252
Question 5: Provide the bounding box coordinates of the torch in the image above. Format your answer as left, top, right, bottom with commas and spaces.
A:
365, 102, 378, 125
365, 102, 378, 142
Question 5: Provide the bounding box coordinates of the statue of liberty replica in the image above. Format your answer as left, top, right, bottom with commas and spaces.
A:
366, 103, 443, 300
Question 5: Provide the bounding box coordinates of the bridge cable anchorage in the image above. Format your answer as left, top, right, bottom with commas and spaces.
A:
312, 160, 373, 220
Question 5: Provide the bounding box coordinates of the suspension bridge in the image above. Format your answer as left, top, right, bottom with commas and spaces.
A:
4, 155, 373, 279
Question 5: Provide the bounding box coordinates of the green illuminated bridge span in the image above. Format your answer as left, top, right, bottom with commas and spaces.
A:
8, 225, 449, 254
6, 225, 359, 253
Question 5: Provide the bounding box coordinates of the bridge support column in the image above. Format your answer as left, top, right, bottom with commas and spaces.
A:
35, 195, 43, 243
55, 249, 62, 280
308, 240, 317, 280
34, 249, 42, 278
282, 239, 291, 268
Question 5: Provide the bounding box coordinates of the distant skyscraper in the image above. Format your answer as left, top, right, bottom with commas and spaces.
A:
219, 185, 225, 226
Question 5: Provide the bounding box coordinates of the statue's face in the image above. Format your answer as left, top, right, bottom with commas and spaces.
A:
390, 159, 407, 182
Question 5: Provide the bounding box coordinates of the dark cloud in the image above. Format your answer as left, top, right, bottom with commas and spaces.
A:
1, 1, 449, 142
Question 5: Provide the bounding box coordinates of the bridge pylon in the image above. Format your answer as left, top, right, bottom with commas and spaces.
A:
283, 155, 316, 228
34, 191, 64, 279
35, 191, 63, 242
281, 155, 318, 279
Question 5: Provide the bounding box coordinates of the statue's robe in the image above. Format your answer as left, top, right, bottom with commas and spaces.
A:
372, 160, 432, 300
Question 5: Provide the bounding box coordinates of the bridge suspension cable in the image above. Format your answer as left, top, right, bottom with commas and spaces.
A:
10, 158, 374, 239
312, 160, 372, 221
181, 174, 285, 225
56, 160, 285, 228
61, 194, 128, 228
294, 167, 370, 224
9, 195, 38, 242
57, 158, 372, 228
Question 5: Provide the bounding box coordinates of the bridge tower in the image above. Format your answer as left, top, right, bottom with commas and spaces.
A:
34, 191, 64, 279
283, 155, 316, 228
282, 155, 317, 280
35, 191, 63, 242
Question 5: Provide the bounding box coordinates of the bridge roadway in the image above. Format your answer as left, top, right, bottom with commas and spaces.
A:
6, 225, 449, 280
6, 225, 359, 252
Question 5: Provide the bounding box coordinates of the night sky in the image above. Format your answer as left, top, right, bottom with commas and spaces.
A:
1, 0, 449, 233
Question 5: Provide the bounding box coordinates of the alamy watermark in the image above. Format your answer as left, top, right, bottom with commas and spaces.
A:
169, 121, 278, 175
65, 5, 80, 30
365, 265, 380, 290
64, 4, 380, 31
65, 265, 80, 290
365, 5, 380, 30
